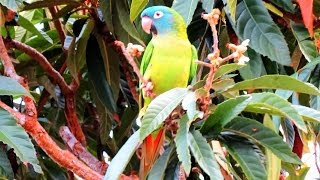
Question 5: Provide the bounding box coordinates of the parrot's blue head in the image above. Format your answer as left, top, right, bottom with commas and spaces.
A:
140, 6, 186, 36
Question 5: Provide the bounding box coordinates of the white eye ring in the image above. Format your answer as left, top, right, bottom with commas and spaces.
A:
153, 11, 164, 19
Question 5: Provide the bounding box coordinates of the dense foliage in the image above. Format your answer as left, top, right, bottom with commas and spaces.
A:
0, 0, 319, 179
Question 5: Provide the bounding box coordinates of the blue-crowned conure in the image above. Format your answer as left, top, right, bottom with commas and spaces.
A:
139, 6, 197, 178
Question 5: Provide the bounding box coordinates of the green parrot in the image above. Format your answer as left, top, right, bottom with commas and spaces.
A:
139, 6, 198, 178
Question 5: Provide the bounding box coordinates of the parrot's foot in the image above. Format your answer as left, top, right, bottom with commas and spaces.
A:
142, 81, 156, 98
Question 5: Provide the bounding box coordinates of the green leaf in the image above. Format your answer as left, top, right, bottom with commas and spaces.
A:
140, 88, 189, 140
226, 75, 320, 96
130, 0, 148, 22
0, 76, 33, 99
281, 119, 295, 149
222, 136, 267, 180
17, 15, 53, 44
100, 0, 114, 33
174, 115, 191, 174
74, 18, 95, 77
95, 33, 120, 101
181, 91, 197, 120
104, 130, 140, 180
22, 0, 81, 11
172, 0, 198, 25
292, 105, 320, 123
90, 84, 118, 155
227, 0, 237, 22
269, 0, 295, 13
213, 78, 238, 98
188, 130, 223, 179
291, 22, 319, 61
65, 35, 78, 82
214, 63, 245, 80
224, 117, 301, 164
245, 93, 307, 132
232, 0, 291, 65
263, 114, 281, 180
86, 34, 117, 113
0, 148, 13, 180
201, 0, 215, 13
115, 0, 145, 45
239, 48, 265, 80
200, 96, 251, 134
0, 109, 42, 173
148, 145, 174, 179
16, 30, 59, 62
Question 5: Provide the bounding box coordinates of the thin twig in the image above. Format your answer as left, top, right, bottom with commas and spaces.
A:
114, 41, 147, 84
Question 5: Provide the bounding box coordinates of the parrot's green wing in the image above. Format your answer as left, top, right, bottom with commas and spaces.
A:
140, 41, 154, 76
189, 45, 198, 83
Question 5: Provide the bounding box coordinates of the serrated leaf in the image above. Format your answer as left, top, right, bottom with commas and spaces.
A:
263, 114, 281, 180
182, 91, 196, 120
86, 34, 117, 113
99, 0, 114, 34
148, 145, 174, 179
130, 0, 148, 22
0, 76, 33, 99
269, 0, 295, 13
232, 0, 291, 65
224, 117, 301, 164
239, 48, 265, 80
214, 63, 245, 80
0, 109, 42, 173
188, 130, 223, 179
66, 35, 78, 82
292, 105, 320, 123
0, 148, 13, 180
263, 2, 283, 17
201, 0, 215, 13
225, 75, 320, 96
281, 118, 295, 149
17, 15, 53, 44
245, 93, 307, 132
172, 0, 198, 25
222, 136, 267, 180
75, 18, 95, 72
115, 0, 145, 45
104, 130, 140, 180
95, 34, 120, 101
140, 88, 189, 140
213, 78, 238, 97
174, 115, 191, 174
200, 96, 251, 134
291, 22, 319, 61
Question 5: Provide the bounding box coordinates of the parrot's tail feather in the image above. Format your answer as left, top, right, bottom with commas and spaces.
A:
139, 128, 165, 179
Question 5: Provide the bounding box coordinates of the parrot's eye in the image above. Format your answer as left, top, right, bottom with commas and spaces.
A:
153, 11, 164, 19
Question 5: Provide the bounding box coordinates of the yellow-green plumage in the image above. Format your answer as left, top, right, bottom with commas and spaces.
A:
139, 6, 197, 178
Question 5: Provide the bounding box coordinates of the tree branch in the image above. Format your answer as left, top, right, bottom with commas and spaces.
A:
0, 37, 102, 180
6, 39, 71, 94
59, 126, 108, 175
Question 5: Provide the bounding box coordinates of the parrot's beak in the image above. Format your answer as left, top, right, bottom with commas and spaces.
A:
141, 16, 153, 34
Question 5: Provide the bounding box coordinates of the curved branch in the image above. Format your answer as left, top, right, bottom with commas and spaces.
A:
6, 39, 71, 94
0, 37, 102, 180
